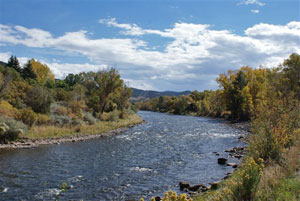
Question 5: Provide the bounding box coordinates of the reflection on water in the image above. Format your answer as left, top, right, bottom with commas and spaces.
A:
0, 111, 244, 201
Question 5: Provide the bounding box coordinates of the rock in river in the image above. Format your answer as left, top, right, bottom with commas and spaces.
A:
179, 181, 190, 190
218, 158, 227, 164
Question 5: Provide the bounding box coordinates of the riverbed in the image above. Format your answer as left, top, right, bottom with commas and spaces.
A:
0, 111, 244, 201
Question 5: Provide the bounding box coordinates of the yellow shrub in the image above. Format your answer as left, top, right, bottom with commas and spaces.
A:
0, 100, 18, 118
36, 113, 51, 125
16, 108, 37, 127
54, 105, 68, 116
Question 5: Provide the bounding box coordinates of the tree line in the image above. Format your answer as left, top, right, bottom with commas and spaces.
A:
0, 56, 133, 142
137, 53, 300, 122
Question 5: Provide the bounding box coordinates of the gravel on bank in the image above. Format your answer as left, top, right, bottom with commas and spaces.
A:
0, 121, 144, 149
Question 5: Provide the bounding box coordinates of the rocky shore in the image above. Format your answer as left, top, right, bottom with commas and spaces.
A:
175, 121, 251, 198
0, 121, 144, 149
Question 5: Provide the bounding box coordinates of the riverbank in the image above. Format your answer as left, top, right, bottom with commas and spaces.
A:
0, 114, 144, 149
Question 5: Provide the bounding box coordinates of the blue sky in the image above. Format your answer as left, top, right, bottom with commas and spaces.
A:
0, 0, 299, 91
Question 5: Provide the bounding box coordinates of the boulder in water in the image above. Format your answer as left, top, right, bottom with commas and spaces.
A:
179, 181, 190, 190
218, 158, 227, 164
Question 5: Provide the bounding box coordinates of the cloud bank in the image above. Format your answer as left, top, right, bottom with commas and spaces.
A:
0, 19, 299, 91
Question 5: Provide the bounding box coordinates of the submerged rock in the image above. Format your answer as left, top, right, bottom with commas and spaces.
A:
218, 158, 227, 164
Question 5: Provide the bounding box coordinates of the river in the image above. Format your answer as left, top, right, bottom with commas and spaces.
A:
0, 111, 244, 201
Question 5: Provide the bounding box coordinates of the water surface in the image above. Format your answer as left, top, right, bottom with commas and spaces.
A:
0, 111, 244, 200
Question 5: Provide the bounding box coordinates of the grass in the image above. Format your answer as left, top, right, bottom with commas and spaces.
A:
22, 113, 143, 139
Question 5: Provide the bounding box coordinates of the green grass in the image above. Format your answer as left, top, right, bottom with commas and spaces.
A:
22, 113, 143, 139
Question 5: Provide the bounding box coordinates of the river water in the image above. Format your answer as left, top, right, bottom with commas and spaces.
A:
0, 111, 244, 201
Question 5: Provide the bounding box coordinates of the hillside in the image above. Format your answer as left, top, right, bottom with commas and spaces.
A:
130, 87, 191, 101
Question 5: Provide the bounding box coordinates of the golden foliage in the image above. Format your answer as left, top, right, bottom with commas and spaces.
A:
30, 59, 55, 85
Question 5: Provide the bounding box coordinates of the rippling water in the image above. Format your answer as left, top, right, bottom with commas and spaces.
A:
0, 111, 244, 201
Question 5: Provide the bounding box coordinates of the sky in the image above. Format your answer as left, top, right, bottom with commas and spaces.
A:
0, 0, 299, 91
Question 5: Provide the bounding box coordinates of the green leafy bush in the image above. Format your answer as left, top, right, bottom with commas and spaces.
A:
26, 86, 52, 113
0, 116, 28, 142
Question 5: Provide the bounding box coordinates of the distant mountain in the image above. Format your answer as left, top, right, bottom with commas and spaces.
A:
130, 87, 191, 101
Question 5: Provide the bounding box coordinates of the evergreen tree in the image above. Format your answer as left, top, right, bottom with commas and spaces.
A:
7, 55, 22, 73
22, 61, 37, 80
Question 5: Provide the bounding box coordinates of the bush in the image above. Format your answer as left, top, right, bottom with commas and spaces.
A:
51, 115, 72, 126
101, 110, 119, 121
54, 105, 68, 116
0, 100, 18, 118
16, 108, 37, 127
0, 116, 28, 142
230, 157, 264, 201
248, 101, 300, 163
83, 112, 97, 125
54, 88, 71, 102
36, 113, 51, 125
26, 86, 52, 113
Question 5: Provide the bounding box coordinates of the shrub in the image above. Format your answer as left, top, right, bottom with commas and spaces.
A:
54, 105, 68, 116
248, 100, 300, 163
26, 86, 52, 113
101, 110, 119, 121
36, 113, 51, 125
231, 157, 264, 201
68, 100, 85, 117
51, 115, 72, 126
0, 116, 28, 142
16, 108, 37, 127
71, 119, 84, 126
83, 112, 97, 125
0, 100, 18, 118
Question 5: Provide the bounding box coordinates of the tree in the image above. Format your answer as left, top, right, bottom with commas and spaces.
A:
22, 61, 37, 80
282, 53, 300, 100
94, 68, 124, 114
7, 55, 21, 73
113, 86, 132, 113
26, 86, 52, 113
64, 73, 83, 87
29, 59, 55, 86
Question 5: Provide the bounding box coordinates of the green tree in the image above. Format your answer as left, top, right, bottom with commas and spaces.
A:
94, 68, 124, 114
282, 53, 300, 100
22, 61, 37, 80
7, 55, 21, 73
26, 86, 52, 113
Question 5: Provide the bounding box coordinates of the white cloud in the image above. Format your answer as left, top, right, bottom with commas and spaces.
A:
238, 0, 266, 6
0, 20, 299, 91
251, 9, 260, 14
